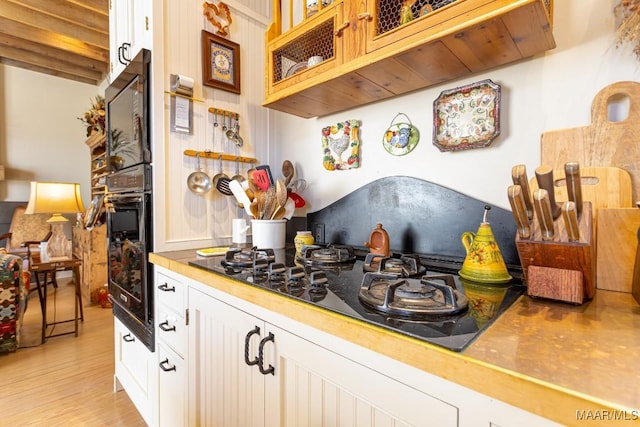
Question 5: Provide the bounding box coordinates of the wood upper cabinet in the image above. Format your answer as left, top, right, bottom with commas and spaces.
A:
264, 0, 555, 118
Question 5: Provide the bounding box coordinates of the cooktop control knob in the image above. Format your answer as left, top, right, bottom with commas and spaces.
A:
309, 271, 328, 291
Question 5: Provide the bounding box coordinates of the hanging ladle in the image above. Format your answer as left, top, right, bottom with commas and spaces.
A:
225, 113, 243, 147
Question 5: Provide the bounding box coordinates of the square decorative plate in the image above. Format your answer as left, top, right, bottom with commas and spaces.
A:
433, 79, 501, 151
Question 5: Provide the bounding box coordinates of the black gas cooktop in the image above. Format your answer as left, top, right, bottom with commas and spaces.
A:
189, 246, 524, 352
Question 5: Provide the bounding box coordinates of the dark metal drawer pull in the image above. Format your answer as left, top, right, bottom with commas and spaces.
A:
159, 358, 177, 372
258, 332, 275, 376
122, 333, 135, 343
158, 283, 176, 292
244, 326, 261, 366
159, 321, 176, 332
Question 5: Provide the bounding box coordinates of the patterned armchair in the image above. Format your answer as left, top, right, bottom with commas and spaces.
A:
0, 206, 51, 352
0, 252, 28, 353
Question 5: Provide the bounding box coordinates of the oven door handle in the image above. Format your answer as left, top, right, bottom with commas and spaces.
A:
106, 194, 144, 205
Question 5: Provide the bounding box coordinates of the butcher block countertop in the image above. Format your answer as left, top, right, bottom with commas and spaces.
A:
150, 250, 640, 427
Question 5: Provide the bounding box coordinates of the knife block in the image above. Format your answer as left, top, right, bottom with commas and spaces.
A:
515, 202, 595, 304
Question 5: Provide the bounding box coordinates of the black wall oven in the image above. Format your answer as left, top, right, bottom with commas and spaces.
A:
105, 48, 154, 351
106, 165, 154, 350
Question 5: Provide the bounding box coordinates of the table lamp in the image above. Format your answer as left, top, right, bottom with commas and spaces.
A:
25, 181, 85, 259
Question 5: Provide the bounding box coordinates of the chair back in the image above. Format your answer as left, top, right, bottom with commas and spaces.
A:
5, 206, 51, 254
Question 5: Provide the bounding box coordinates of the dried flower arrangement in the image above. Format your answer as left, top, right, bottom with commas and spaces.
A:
614, 0, 640, 59
78, 95, 105, 137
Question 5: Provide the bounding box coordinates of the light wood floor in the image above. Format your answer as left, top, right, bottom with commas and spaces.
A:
0, 277, 147, 426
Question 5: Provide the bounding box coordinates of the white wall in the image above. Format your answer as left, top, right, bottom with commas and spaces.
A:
270, 0, 640, 213
153, 0, 272, 251
0, 65, 102, 207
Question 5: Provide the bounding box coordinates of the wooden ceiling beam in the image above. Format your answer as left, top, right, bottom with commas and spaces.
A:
0, 57, 98, 85
0, 0, 109, 85
0, 16, 107, 62
2, 0, 108, 48
12, 0, 109, 33
0, 33, 106, 73
0, 44, 104, 83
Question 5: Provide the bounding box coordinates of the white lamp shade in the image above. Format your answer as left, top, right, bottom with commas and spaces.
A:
25, 181, 85, 220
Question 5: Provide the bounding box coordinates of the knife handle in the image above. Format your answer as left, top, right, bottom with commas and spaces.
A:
533, 189, 555, 240
535, 166, 562, 220
564, 162, 583, 217
562, 201, 580, 242
511, 164, 534, 220
507, 185, 531, 239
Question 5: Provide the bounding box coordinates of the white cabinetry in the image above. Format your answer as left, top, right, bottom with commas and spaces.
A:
265, 322, 457, 427
188, 288, 266, 427
187, 285, 457, 427
150, 264, 560, 426
109, 0, 152, 79
114, 317, 156, 426
155, 269, 188, 427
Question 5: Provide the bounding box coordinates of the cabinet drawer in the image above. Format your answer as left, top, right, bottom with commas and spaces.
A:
116, 320, 151, 394
157, 343, 186, 427
156, 271, 186, 313
157, 304, 187, 356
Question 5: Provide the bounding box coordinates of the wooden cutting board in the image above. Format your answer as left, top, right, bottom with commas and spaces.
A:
597, 208, 640, 292
528, 166, 634, 220
541, 81, 640, 201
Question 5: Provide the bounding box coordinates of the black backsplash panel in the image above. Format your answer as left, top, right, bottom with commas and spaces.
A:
306, 176, 520, 267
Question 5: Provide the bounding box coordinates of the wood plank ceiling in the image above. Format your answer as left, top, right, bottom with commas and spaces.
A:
0, 0, 109, 86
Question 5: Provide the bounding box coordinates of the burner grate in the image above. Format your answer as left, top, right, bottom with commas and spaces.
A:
363, 253, 426, 276
221, 247, 275, 269
298, 244, 356, 266
359, 272, 468, 318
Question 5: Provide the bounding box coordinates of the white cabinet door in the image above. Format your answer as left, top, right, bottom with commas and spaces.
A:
109, 0, 133, 79
188, 287, 266, 427
114, 317, 156, 426
265, 324, 458, 427
109, 0, 152, 80
131, 0, 152, 55
158, 343, 187, 427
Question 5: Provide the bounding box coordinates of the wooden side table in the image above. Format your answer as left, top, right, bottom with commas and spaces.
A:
30, 255, 84, 344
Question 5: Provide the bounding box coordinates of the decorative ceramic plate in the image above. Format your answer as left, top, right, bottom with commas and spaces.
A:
321, 120, 360, 171
285, 62, 308, 78
433, 79, 501, 151
382, 113, 420, 156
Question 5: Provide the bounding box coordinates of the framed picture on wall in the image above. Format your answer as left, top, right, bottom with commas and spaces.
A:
202, 30, 241, 94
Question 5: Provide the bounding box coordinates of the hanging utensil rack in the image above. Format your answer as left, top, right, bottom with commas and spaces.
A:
184, 107, 254, 163
208, 107, 239, 121
183, 150, 257, 164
